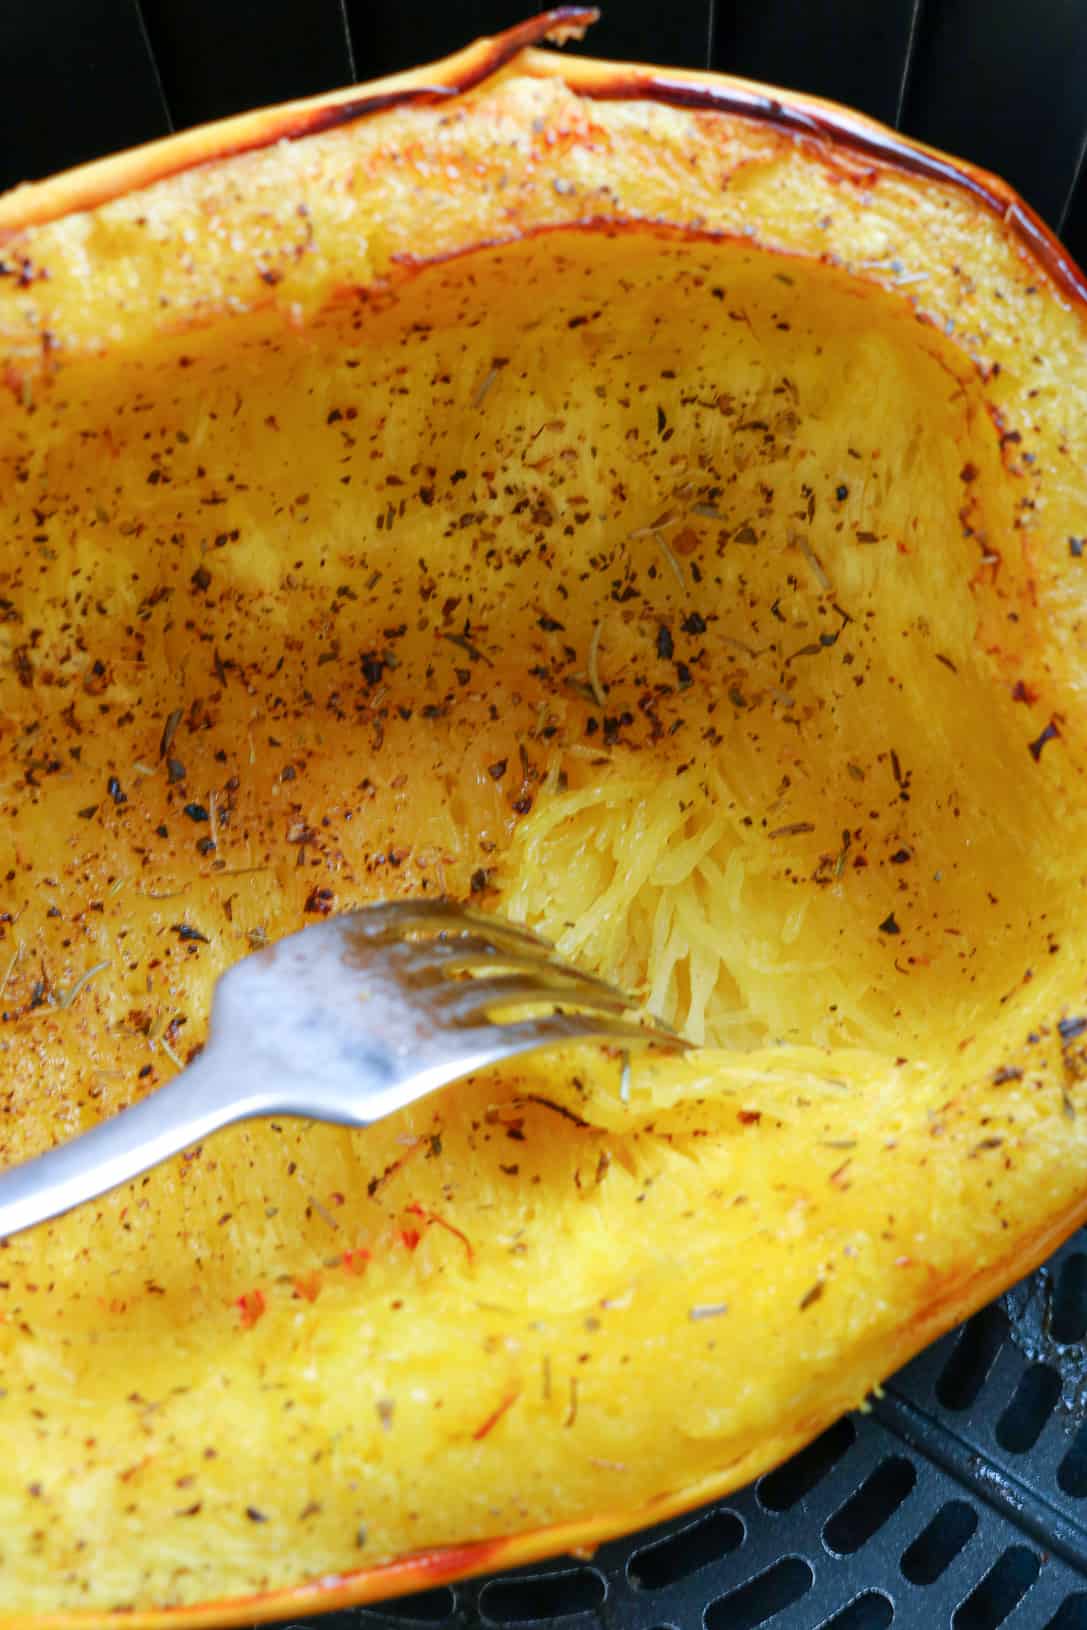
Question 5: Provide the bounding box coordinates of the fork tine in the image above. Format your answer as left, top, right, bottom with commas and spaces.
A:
445, 904, 558, 950
420, 950, 624, 995
344, 900, 556, 954
351, 907, 658, 1018
404, 930, 553, 964
337, 901, 495, 949
438, 975, 638, 1024
495, 1012, 687, 1052
437, 961, 629, 999
434, 924, 562, 963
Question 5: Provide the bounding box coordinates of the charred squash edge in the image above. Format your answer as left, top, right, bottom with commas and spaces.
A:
0, 4, 1084, 315
1, 9, 1086, 1623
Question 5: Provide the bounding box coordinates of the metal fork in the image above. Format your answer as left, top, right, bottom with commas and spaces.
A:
0, 901, 685, 1239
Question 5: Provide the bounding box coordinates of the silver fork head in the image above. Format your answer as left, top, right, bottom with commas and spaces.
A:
0, 901, 692, 1242
204, 900, 688, 1127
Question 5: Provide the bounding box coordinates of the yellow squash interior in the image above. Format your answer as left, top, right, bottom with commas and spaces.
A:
0, 228, 1082, 1611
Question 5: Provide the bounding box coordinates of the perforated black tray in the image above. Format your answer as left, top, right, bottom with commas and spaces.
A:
4, 4, 1087, 1627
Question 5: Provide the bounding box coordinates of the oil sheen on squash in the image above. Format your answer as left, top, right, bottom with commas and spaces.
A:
0, 226, 1084, 1612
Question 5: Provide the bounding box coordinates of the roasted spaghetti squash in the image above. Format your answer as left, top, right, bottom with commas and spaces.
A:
0, 8, 1085, 1621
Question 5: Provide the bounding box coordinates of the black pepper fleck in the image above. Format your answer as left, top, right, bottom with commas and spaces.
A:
1029, 720, 1060, 761
172, 923, 209, 943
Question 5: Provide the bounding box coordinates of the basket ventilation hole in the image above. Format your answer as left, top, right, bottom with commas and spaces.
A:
823, 1457, 917, 1555
995, 1362, 1061, 1453
627, 1508, 744, 1590
821, 1593, 895, 1630
1057, 1421, 1087, 1497
951, 1546, 1041, 1630
704, 1556, 814, 1630
937, 1304, 1009, 1411
478, 1567, 605, 1624
757, 1416, 856, 1511
900, 1499, 978, 1585
1044, 1594, 1087, 1630
360, 1586, 458, 1623
1052, 1255, 1087, 1344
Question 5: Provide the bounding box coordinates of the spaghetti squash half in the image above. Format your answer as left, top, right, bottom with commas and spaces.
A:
0, 9, 1085, 1621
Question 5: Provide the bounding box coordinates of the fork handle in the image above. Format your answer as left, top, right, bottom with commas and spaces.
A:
0, 1055, 249, 1240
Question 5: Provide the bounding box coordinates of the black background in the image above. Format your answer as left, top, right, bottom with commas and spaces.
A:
1, 0, 1085, 268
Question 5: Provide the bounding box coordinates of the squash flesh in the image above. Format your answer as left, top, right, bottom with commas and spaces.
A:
0, 53, 1086, 1619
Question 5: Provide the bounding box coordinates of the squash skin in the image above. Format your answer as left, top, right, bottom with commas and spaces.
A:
0, 9, 1086, 1623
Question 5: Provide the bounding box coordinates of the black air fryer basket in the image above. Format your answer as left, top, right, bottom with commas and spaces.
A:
4, 3, 1087, 1627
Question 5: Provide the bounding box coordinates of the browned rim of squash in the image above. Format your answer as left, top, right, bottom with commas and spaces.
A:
1, 6, 1084, 310
1, 12, 1086, 1624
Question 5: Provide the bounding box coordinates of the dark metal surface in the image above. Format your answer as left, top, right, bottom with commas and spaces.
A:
344, 0, 714, 79
138, 0, 358, 132
899, 0, 1087, 248
711, 0, 923, 132
2, 3, 1087, 1626
0, 0, 170, 192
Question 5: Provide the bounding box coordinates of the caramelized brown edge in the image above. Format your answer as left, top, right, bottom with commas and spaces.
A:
0, 9, 599, 240
0, 4, 1083, 316
551, 55, 1087, 307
